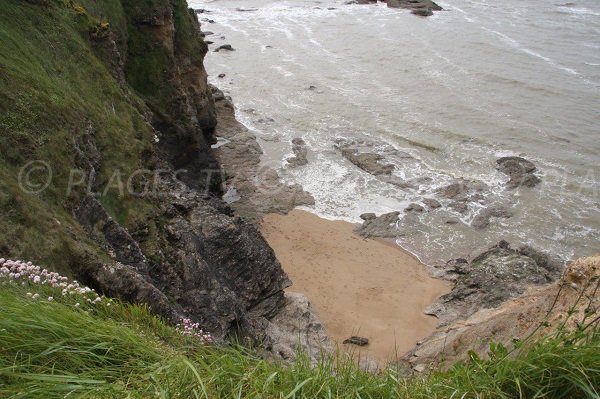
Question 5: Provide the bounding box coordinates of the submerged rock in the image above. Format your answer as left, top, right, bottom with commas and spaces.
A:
471, 205, 513, 229
339, 147, 394, 176
422, 198, 442, 209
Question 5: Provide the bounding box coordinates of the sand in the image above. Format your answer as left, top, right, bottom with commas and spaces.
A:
261, 209, 450, 365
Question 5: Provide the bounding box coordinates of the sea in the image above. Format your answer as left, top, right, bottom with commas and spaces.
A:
190, 0, 600, 265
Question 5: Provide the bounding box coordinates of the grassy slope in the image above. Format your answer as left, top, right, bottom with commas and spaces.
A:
1, 278, 599, 398
0, 0, 159, 275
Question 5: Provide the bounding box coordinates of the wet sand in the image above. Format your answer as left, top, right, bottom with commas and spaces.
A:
261, 209, 450, 365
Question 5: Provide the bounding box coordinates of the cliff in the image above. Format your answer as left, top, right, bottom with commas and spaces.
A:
0, 0, 321, 356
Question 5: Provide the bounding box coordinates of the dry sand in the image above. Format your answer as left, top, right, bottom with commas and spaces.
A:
261, 209, 450, 365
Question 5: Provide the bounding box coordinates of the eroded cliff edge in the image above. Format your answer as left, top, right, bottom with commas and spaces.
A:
0, 0, 325, 360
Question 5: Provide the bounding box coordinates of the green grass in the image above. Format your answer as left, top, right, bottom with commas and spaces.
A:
1, 279, 598, 398
0, 0, 160, 272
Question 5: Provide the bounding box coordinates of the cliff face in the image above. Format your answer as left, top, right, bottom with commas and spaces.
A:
0, 0, 309, 351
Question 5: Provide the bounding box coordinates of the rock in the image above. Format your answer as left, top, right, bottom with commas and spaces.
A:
426, 241, 563, 326
422, 198, 441, 209
265, 293, 333, 363
437, 182, 468, 199
411, 8, 433, 16
356, 211, 400, 238
214, 44, 235, 52
405, 203, 425, 213
340, 147, 394, 176
211, 85, 314, 220
379, 176, 416, 190
218, 73, 226, 78
195, 8, 211, 14
497, 156, 541, 189
385, 0, 442, 16
404, 255, 595, 371
471, 205, 513, 229
236, 7, 259, 12
360, 213, 377, 221
445, 218, 459, 225
286, 138, 309, 168
343, 336, 369, 346
308, 85, 317, 90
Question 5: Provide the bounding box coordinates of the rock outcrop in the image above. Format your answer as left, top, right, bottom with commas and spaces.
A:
210, 86, 314, 221
404, 255, 599, 371
426, 241, 563, 325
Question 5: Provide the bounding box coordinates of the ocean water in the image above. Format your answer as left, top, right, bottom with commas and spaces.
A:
191, 0, 600, 265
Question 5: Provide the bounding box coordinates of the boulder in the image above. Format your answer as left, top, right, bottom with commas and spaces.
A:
340, 147, 394, 176
356, 211, 400, 238
497, 156, 541, 189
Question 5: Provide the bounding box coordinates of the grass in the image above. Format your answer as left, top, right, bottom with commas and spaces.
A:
0, 0, 161, 271
1, 277, 598, 398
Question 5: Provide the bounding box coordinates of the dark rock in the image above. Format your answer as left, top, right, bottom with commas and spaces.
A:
497, 156, 541, 189
411, 8, 433, 16
218, 73, 226, 78
236, 7, 259, 12
214, 44, 235, 52
385, 0, 442, 16
195, 8, 211, 14
343, 336, 369, 346
308, 85, 317, 90
471, 205, 513, 229
405, 203, 425, 213
356, 211, 400, 238
422, 198, 441, 209
445, 218, 459, 225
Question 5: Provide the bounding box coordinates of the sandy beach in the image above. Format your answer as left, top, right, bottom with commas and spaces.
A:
261, 209, 450, 364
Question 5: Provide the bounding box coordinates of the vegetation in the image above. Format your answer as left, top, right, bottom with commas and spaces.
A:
1, 259, 598, 398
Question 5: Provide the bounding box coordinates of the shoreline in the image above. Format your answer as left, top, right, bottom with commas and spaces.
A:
261, 209, 450, 364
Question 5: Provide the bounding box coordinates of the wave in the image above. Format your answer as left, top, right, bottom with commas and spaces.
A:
482, 27, 579, 76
